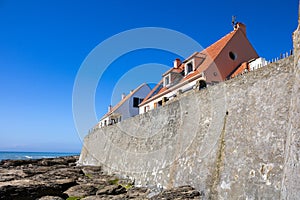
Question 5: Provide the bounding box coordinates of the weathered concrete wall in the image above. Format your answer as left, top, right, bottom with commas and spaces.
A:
79, 54, 300, 198
280, 20, 300, 200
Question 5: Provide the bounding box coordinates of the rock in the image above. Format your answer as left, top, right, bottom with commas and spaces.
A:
0, 156, 204, 199
96, 184, 127, 195
0, 168, 27, 181
149, 185, 202, 199
81, 166, 102, 176
64, 184, 98, 198
37, 196, 64, 200
0, 178, 76, 200
127, 187, 149, 199
81, 196, 100, 200
0, 157, 79, 200
0, 159, 38, 168
37, 158, 68, 166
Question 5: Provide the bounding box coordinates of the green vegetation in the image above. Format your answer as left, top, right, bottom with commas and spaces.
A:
108, 178, 133, 190
108, 178, 119, 185
66, 197, 81, 200
121, 183, 133, 190
84, 173, 92, 179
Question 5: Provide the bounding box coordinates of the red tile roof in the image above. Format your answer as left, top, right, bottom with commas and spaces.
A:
140, 23, 258, 106
230, 62, 249, 78
139, 80, 164, 105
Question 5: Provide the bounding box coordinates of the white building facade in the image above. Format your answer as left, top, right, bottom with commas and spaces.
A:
98, 83, 151, 128
249, 57, 268, 71
139, 57, 207, 114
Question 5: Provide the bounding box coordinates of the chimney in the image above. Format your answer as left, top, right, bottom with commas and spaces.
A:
235, 22, 246, 36
121, 93, 126, 99
173, 58, 181, 69
108, 105, 112, 112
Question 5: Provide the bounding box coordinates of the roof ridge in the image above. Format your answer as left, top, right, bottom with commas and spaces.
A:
202, 29, 236, 58
139, 80, 163, 105
140, 29, 240, 105
100, 83, 147, 120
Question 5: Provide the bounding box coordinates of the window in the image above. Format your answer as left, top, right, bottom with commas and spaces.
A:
164, 75, 170, 86
133, 97, 139, 107
162, 97, 168, 104
229, 51, 237, 60
157, 100, 162, 107
199, 80, 207, 90
185, 61, 193, 75
144, 106, 150, 112
133, 97, 144, 108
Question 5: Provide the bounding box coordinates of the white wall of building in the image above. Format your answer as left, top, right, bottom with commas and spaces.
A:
128, 85, 151, 117
139, 78, 200, 114
249, 57, 268, 71
98, 84, 151, 128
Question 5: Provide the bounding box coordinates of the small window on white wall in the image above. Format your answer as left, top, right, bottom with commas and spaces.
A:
144, 106, 150, 113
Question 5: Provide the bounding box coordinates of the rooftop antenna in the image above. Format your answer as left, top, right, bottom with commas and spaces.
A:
232, 16, 237, 28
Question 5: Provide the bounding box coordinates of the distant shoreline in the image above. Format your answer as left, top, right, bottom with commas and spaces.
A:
0, 151, 80, 161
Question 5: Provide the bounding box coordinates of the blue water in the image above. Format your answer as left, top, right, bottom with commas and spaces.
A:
0, 151, 80, 161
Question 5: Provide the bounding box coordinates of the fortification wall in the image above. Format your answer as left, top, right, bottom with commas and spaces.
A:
79, 55, 300, 199
280, 21, 300, 200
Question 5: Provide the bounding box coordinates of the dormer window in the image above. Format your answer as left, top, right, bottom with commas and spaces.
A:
164, 74, 171, 87
185, 60, 194, 75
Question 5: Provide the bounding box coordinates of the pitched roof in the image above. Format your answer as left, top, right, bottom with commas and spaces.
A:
101, 83, 149, 120
140, 23, 258, 105
140, 27, 238, 106
229, 62, 249, 78
182, 30, 237, 80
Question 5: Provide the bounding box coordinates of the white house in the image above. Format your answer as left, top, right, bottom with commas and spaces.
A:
97, 83, 151, 128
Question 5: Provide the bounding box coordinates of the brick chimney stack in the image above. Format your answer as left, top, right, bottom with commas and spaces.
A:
173, 58, 181, 69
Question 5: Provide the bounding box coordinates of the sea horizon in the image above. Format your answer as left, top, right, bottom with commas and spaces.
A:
0, 151, 80, 161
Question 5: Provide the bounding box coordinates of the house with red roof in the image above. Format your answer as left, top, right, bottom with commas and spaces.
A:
98, 83, 151, 128
139, 22, 262, 114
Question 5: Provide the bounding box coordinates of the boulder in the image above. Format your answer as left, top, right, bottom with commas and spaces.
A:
96, 184, 127, 195
64, 184, 98, 198
149, 185, 202, 199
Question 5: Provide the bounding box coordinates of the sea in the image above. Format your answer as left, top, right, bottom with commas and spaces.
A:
0, 151, 80, 161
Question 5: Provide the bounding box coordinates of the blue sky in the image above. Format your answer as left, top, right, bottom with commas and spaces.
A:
0, 0, 297, 153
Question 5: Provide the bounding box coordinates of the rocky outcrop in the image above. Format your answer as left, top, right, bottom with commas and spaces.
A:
0, 156, 200, 199
149, 185, 202, 199
0, 156, 79, 200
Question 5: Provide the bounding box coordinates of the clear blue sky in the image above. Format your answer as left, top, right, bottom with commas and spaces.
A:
0, 0, 297, 153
